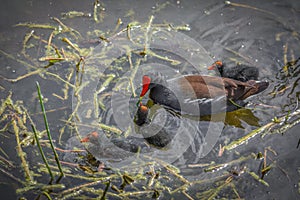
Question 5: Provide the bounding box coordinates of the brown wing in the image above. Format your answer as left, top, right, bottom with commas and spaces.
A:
237, 80, 269, 100
175, 75, 257, 100
169, 75, 268, 100
175, 75, 227, 99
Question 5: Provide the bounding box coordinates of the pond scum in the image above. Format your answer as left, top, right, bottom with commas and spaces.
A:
0, 1, 300, 199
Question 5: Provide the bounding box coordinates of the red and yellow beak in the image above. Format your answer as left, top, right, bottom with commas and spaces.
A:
136, 75, 151, 106
139, 103, 148, 113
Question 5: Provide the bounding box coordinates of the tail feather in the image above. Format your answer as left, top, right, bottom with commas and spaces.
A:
241, 80, 269, 100
255, 81, 269, 94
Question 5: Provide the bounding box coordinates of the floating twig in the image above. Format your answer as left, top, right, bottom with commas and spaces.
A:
61, 37, 82, 54
140, 15, 155, 55
98, 123, 122, 135
93, 0, 100, 23
0, 155, 14, 168
41, 191, 52, 200
13, 119, 35, 183
247, 171, 269, 187
112, 18, 123, 34
52, 17, 81, 39
45, 71, 76, 89
145, 49, 181, 65
14, 22, 56, 30
62, 11, 91, 19
204, 153, 256, 172
224, 109, 300, 151
59, 180, 105, 196
21, 30, 35, 57
143, 155, 189, 184
0, 168, 24, 184
0, 49, 37, 71
0, 69, 42, 83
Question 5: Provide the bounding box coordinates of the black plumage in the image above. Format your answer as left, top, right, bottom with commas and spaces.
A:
208, 61, 259, 82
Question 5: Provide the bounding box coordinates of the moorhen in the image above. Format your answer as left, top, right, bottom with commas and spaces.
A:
134, 103, 177, 148
78, 131, 152, 162
208, 60, 259, 82
138, 73, 268, 116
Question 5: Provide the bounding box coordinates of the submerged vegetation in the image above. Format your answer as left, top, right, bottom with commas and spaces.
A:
0, 1, 299, 199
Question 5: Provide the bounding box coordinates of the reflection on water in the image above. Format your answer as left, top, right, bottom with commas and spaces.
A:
0, 0, 300, 199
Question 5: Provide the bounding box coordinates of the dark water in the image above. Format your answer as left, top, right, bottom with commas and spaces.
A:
0, 0, 299, 199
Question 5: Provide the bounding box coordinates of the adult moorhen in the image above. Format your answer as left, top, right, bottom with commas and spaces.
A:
138, 73, 268, 116
208, 60, 259, 82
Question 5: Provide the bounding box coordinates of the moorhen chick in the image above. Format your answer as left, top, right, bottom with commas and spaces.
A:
79, 131, 152, 162
208, 61, 259, 82
138, 73, 268, 116
134, 103, 177, 148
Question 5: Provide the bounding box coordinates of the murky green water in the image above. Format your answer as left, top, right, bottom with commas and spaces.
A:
0, 0, 299, 199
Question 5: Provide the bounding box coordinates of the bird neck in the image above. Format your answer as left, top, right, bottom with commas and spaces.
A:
217, 65, 224, 75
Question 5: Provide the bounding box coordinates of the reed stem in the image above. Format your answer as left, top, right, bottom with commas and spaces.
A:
31, 124, 54, 180
36, 81, 64, 178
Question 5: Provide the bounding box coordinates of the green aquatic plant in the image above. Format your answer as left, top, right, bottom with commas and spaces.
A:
36, 81, 64, 179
